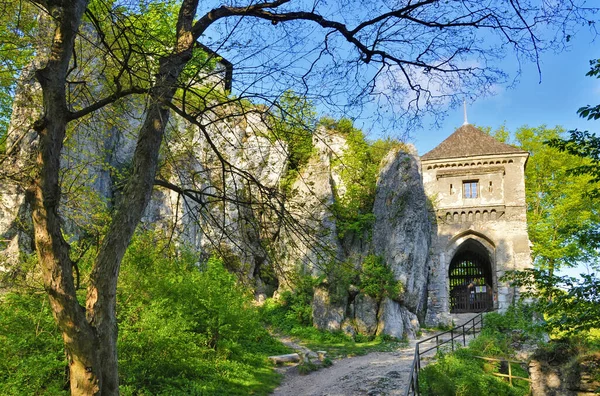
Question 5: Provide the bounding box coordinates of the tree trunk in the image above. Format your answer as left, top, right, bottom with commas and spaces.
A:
28, 1, 199, 394
29, 1, 102, 394
84, 55, 192, 393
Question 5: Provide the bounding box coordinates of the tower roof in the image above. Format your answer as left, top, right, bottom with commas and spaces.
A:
421, 124, 526, 161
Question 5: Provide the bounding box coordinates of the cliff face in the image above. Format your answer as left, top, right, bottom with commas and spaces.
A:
372, 148, 432, 332
270, 137, 432, 338
1, 94, 433, 338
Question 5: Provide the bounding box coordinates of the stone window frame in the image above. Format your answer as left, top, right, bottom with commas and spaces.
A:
463, 180, 479, 199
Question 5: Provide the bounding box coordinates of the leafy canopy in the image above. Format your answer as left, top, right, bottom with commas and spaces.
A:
515, 126, 600, 273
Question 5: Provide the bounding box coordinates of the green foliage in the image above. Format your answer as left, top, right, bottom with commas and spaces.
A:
84, 0, 180, 91
117, 233, 288, 395
260, 276, 405, 359
0, 292, 67, 395
297, 359, 319, 375
323, 117, 403, 238
359, 255, 403, 301
1, 232, 290, 395
0, 1, 36, 146
514, 125, 600, 274
479, 123, 511, 143
482, 303, 545, 342
261, 296, 404, 358
419, 349, 527, 396
321, 259, 357, 305
269, 91, 317, 191
505, 269, 600, 335
575, 58, 600, 121
320, 254, 403, 305
420, 305, 539, 396
423, 347, 530, 396
275, 272, 319, 327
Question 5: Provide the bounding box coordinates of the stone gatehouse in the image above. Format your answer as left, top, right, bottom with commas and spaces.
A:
422, 123, 532, 325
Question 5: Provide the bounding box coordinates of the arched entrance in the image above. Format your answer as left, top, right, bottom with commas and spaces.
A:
449, 239, 494, 313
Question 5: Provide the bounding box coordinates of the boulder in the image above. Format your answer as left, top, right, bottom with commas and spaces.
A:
341, 318, 356, 338
354, 294, 379, 336
376, 297, 420, 340
312, 286, 345, 331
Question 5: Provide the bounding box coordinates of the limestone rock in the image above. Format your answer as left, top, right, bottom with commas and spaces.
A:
372, 149, 431, 319
277, 126, 345, 277
376, 298, 420, 339
376, 298, 404, 339
341, 318, 356, 338
354, 294, 379, 336
312, 287, 345, 331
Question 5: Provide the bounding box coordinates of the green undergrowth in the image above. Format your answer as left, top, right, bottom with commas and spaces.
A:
419, 348, 530, 396
419, 304, 541, 396
260, 295, 406, 359
0, 232, 291, 395
0, 292, 67, 395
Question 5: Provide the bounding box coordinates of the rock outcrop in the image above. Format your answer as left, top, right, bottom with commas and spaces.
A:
1, 88, 434, 338
372, 147, 431, 326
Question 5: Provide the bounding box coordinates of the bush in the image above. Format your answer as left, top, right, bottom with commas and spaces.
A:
0, 232, 290, 395
419, 305, 540, 396
360, 254, 403, 301
0, 292, 67, 395
483, 303, 544, 341
322, 117, 404, 238
117, 233, 289, 394
419, 349, 526, 396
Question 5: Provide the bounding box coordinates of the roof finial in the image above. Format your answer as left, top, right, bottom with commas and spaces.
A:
463, 99, 469, 125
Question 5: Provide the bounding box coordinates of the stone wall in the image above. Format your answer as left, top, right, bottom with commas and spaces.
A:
422, 153, 532, 325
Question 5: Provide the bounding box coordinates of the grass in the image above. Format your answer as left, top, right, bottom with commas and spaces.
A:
418, 305, 541, 396
260, 297, 407, 359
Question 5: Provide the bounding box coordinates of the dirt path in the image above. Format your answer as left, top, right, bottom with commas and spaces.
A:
271, 314, 480, 396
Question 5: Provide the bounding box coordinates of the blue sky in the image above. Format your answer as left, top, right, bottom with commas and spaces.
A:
411, 28, 600, 156
404, 27, 599, 278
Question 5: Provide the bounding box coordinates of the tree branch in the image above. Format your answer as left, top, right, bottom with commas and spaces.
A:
67, 86, 148, 120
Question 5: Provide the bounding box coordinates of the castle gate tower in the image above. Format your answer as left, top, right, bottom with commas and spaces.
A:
421, 124, 532, 324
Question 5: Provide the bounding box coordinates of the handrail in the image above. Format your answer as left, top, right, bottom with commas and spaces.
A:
404, 312, 485, 396
472, 356, 532, 386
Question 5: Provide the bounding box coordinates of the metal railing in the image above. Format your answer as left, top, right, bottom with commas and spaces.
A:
404, 313, 484, 396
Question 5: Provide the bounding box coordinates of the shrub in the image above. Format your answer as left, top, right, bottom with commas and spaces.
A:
419, 305, 540, 396
0, 292, 67, 395
0, 231, 290, 395
322, 117, 404, 239
360, 254, 403, 301
117, 233, 289, 394
419, 349, 526, 396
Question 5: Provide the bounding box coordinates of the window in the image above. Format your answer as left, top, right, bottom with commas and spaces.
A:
463, 180, 478, 198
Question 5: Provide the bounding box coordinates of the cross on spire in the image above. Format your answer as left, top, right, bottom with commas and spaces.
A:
463, 99, 469, 125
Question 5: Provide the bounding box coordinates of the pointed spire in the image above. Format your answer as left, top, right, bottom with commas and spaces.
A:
463, 99, 469, 125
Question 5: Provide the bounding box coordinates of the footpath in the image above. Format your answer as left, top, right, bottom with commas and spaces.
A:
271, 313, 480, 396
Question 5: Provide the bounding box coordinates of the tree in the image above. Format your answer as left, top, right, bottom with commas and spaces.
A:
506, 269, 600, 334
549, 58, 600, 196
514, 126, 600, 276
0, 1, 37, 153
1, 0, 598, 394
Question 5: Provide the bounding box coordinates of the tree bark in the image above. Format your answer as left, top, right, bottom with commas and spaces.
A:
83, 1, 199, 393
29, 1, 102, 394
28, 0, 199, 394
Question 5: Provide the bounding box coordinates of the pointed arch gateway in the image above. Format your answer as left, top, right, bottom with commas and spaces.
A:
448, 237, 495, 313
